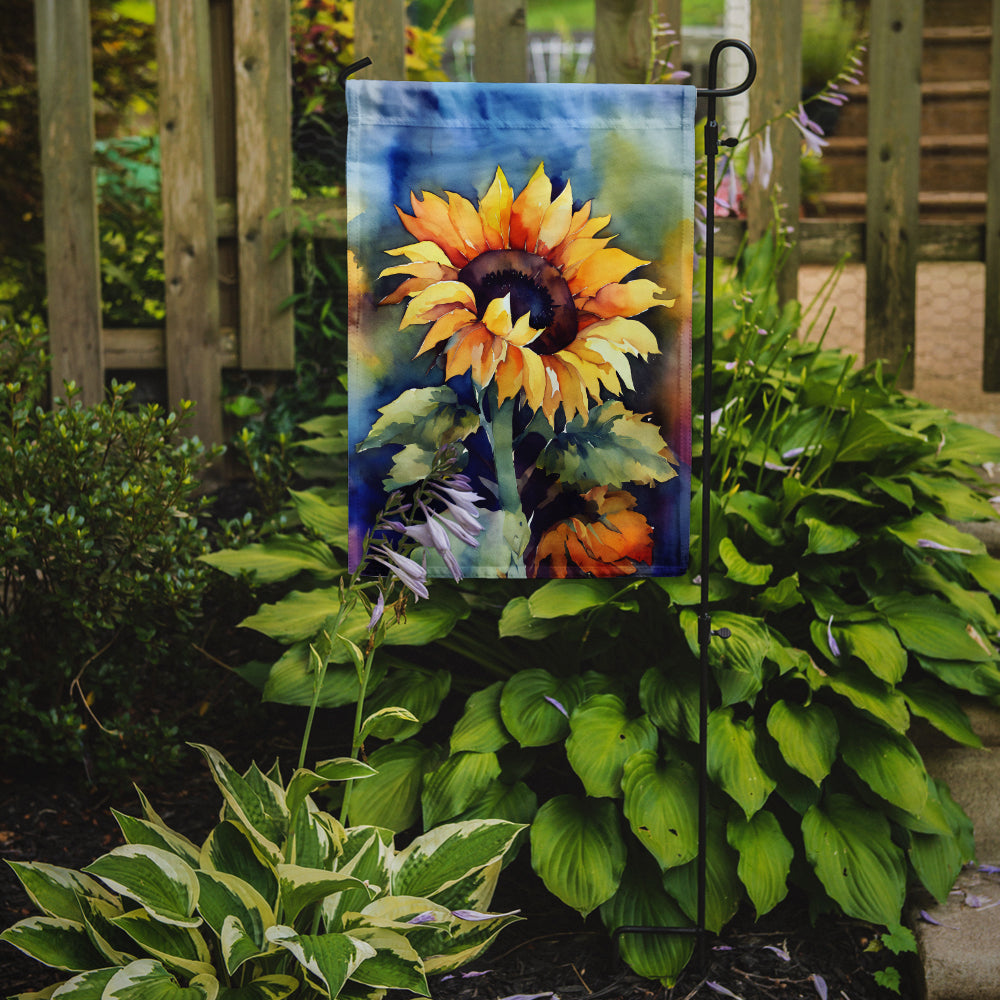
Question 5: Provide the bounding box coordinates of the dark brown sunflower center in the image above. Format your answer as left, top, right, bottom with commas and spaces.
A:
458, 249, 577, 354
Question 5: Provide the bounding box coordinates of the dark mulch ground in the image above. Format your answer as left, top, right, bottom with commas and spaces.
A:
1, 738, 915, 1000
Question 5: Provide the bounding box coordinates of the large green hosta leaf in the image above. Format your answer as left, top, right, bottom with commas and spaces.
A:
680, 610, 771, 706
362, 667, 451, 741
530, 795, 627, 916
838, 718, 929, 816
765, 700, 838, 786
526, 578, 625, 618
718, 537, 772, 586
199, 536, 340, 585
874, 594, 996, 663
639, 663, 699, 742
886, 511, 985, 556
450, 681, 511, 753
199, 822, 278, 911
499, 670, 585, 747
346, 740, 442, 832
802, 793, 906, 926
621, 751, 699, 871
900, 680, 982, 748
727, 810, 793, 917
565, 695, 658, 798
421, 751, 502, 828
195, 871, 274, 975
600, 853, 694, 986
707, 707, 776, 818
831, 621, 907, 684
217, 976, 299, 1000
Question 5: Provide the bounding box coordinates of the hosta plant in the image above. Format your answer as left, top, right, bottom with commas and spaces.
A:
1, 744, 523, 999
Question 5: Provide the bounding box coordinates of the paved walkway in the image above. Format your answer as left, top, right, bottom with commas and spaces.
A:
798, 262, 1000, 435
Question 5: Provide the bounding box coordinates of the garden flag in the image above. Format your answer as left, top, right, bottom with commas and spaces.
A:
347, 81, 695, 579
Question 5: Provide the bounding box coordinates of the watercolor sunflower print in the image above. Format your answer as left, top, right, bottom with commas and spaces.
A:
355, 162, 688, 580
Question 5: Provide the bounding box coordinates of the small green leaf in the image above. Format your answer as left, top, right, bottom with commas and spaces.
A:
530, 795, 626, 917
707, 708, 776, 818
450, 682, 511, 754
639, 664, 699, 742
803, 517, 859, 555
200, 536, 340, 584
765, 700, 838, 786
727, 811, 793, 917
719, 537, 772, 586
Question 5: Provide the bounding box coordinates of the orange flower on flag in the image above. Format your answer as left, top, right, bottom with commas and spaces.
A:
528, 486, 654, 578
380, 164, 674, 425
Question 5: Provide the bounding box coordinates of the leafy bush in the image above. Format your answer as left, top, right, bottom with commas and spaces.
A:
1, 743, 524, 998
209, 234, 1000, 984
0, 317, 220, 783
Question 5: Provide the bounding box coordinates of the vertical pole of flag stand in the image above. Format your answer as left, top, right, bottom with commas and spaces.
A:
612, 38, 755, 973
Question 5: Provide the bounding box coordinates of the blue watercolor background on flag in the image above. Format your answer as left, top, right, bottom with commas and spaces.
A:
347, 80, 695, 579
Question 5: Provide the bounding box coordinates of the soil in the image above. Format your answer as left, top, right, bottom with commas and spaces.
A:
0, 737, 913, 1000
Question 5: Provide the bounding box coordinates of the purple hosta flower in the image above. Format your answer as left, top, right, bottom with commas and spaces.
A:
496, 994, 557, 1000
367, 590, 385, 631
707, 982, 742, 999
371, 544, 429, 600
827, 615, 842, 658
979, 864, 1000, 874
917, 538, 973, 555
792, 104, 828, 156
427, 481, 484, 539
544, 695, 569, 718
763, 944, 791, 962
407, 911, 438, 925
919, 909, 958, 929
441, 970, 493, 982
812, 974, 828, 1000
396, 502, 464, 582
747, 125, 774, 191
715, 157, 742, 216
451, 908, 521, 921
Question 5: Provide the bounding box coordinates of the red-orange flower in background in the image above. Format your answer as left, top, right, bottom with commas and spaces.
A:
380, 164, 674, 425
529, 486, 654, 578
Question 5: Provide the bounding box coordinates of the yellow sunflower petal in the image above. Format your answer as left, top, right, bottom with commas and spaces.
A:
415, 307, 478, 356
585, 278, 674, 319
482, 293, 514, 336
510, 163, 551, 253
570, 247, 650, 295
494, 349, 524, 406
544, 355, 587, 422
400, 280, 477, 328
379, 261, 453, 304
537, 180, 574, 256
505, 310, 543, 348
556, 349, 605, 402
518, 345, 547, 411
582, 338, 636, 391
398, 192, 466, 266
584, 315, 660, 356
445, 324, 492, 382
447, 191, 489, 257
479, 167, 513, 249
383, 241, 455, 267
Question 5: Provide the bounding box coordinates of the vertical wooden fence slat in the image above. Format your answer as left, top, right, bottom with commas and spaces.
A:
233, 0, 294, 369
864, 0, 923, 389
474, 0, 527, 82
594, 0, 655, 83
157, 0, 223, 445
746, 0, 801, 304
34, 0, 104, 405
983, 0, 1000, 390
354, 0, 406, 80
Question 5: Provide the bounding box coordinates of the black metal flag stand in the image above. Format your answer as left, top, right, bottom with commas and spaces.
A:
340, 37, 758, 975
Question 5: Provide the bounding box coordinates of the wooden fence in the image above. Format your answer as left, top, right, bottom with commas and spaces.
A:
33, 0, 1000, 444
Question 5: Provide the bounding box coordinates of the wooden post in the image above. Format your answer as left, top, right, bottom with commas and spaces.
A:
983, 0, 1000, 390
233, 0, 294, 369
354, 0, 406, 81
474, 0, 527, 83
594, 0, 659, 84
157, 0, 223, 444
746, 0, 801, 305
34, 0, 104, 405
864, 0, 923, 389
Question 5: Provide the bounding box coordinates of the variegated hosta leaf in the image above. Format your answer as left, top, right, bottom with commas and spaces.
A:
661, 811, 742, 934
83, 845, 200, 928
112, 811, 201, 868
277, 865, 376, 925
765, 700, 838, 786
110, 908, 214, 979
200, 822, 278, 910
44, 966, 118, 997
802, 793, 906, 927
346, 740, 443, 832
391, 820, 524, 901
706, 707, 776, 819
726, 810, 793, 918
419, 860, 501, 917
214, 974, 300, 1000
4, 861, 117, 922
101, 958, 218, 999
421, 751, 502, 828
195, 871, 274, 974
599, 853, 694, 987
265, 925, 376, 998
621, 751, 699, 871
191, 746, 287, 863
499, 670, 585, 747
288, 802, 344, 870
529, 795, 626, 917
566, 695, 658, 798
323, 829, 393, 930
0, 916, 107, 971
77, 894, 136, 966
344, 926, 429, 994
421, 906, 522, 975
838, 718, 929, 817
450, 681, 511, 754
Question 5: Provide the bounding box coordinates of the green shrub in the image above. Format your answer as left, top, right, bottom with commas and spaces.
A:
0, 317, 220, 783
1, 743, 524, 998
211, 233, 1000, 985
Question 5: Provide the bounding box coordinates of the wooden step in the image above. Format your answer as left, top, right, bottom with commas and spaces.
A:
922, 25, 993, 83
822, 134, 989, 193
813, 190, 987, 222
